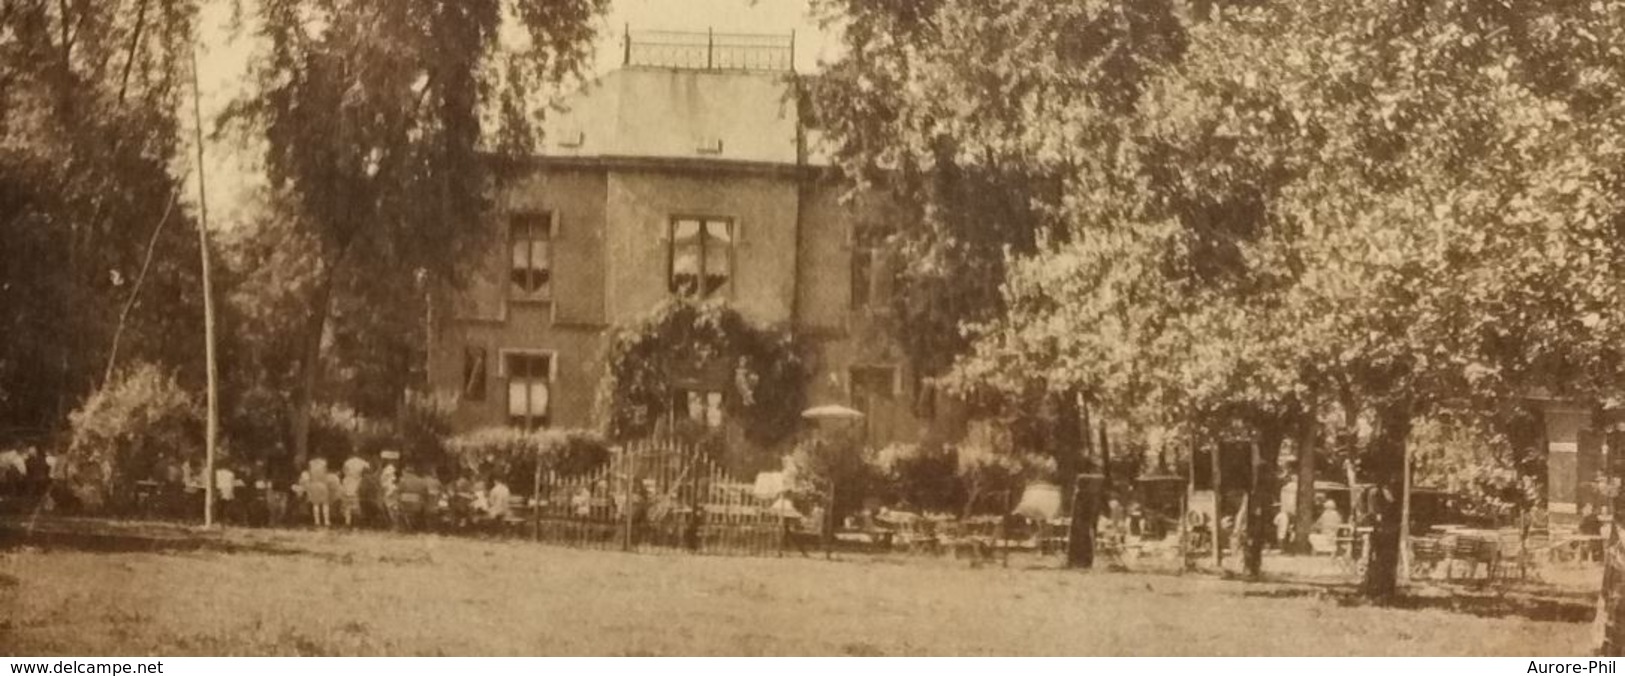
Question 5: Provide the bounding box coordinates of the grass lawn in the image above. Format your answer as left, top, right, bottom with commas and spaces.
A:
0, 522, 1599, 656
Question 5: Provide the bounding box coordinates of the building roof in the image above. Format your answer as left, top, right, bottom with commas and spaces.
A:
539, 66, 814, 167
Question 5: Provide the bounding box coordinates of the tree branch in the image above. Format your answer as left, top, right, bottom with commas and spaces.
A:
117, 0, 149, 105
102, 185, 179, 388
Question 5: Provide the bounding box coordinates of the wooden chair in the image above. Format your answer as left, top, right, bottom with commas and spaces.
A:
1447, 535, 1499, 579
1410, 536, 1446, 578
1332, 526, 1366, 576
501, 495, 530, 533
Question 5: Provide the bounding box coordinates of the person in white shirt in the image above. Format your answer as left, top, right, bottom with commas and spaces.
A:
340, 455, 369, 527
342, 454, 370, 480
486, 479, 511, 522
214, 466, 236, 523
1274, 509, 1291, 549
0, 448, 24, 496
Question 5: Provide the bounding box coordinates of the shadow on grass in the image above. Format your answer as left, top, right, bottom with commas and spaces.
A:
1236, 580, 1596, 624
0, 517, 314, 559
6, 515, 1598, 626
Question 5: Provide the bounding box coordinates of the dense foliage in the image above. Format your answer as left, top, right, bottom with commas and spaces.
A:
599, 300, 809, 449
1410, 410, 1545, 524
64, 363, 202, 510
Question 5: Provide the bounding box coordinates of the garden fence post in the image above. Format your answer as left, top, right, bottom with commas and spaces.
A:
622, 448, 634, 552
532, 459, 542, 542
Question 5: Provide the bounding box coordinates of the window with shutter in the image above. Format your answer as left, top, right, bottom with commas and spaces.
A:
462, 347, 487, 402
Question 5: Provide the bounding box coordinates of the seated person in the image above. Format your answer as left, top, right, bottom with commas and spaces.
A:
1315, 499, 1344, 534
395, 467, 429, 529
485, 479, 511, 522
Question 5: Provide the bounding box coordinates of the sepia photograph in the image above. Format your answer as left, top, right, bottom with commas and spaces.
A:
2, 0, 1623, 660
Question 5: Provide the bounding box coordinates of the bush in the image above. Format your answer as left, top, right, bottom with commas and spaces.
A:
306, 395, 457, 475
446, 427, 610, 489
956, 422, 1055, 517
783, 427, 885, 522
873, 443, 963, 514
309, 403, 388, 464
66, 363, 202, 510
394, 392, 456, 470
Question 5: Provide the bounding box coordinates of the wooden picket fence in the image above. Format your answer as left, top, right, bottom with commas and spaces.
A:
524, 438, 789, 556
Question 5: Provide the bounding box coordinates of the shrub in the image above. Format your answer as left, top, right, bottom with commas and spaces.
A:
66, 363, 202, 510
309, 403, 389, 463
445, 427, 610, 489
783, 426, 885, 521
956, 423, 1055, 517
873, 443, 964, 514
394, 392, 456, 469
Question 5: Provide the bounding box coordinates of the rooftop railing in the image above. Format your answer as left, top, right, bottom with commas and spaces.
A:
622, 28, 795, 72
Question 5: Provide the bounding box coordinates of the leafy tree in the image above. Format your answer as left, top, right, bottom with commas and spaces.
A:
942, 0, 1625, 597
1, 0, 203, 437
214, 190, 322, 462
224, 0, 609, 467
809, 0, 1192, 531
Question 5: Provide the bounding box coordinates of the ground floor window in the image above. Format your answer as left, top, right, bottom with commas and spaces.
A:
672, 388, 724, 429
851, 365, 898, 441
505, 352, 553, 430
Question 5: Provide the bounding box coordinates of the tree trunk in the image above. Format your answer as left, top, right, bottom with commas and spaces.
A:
1054, 391, 1083, 511
289, 275, 335, 469
1362, 405, 1411, 601
1068, 473, 1098, 568
1099, 421, 1112, 499
1292, 419, 1318, 555
1065, 398, 1095, 568
1596, 478, 1625, 654
1212, 435, 1224, 568
1244, 422, 1285, 578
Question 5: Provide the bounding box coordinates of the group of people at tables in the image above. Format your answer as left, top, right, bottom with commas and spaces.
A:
142, 453, 519, 532
0, 445, 68, 508
289, 455, 516, 530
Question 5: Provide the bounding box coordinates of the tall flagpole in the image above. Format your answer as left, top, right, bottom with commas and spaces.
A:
190, 46, 221, 528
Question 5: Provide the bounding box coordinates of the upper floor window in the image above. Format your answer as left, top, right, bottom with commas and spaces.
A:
505, 352, 553, 430
510, 212, 553, 301
669, 217, 733, 298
